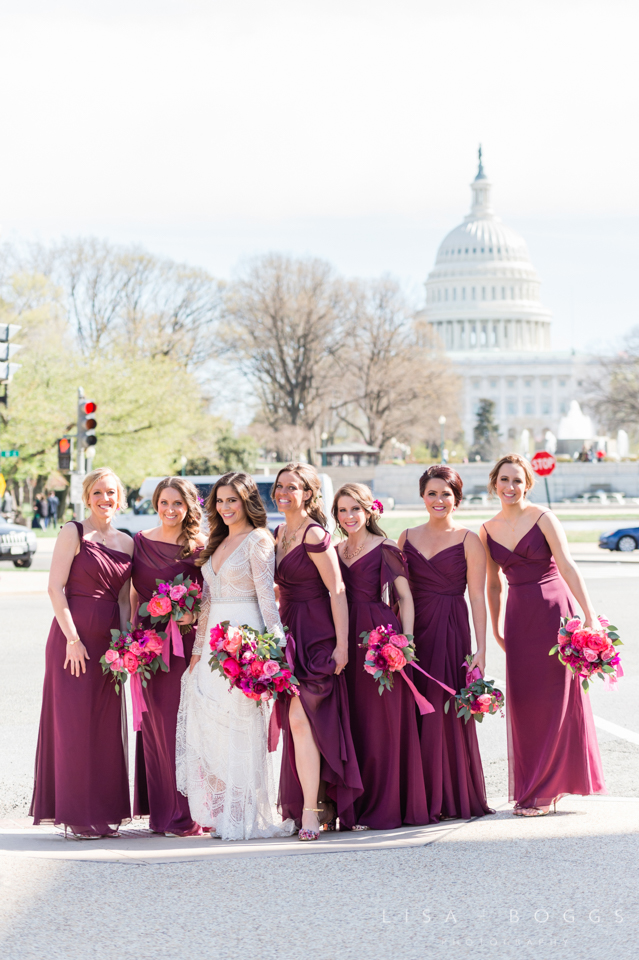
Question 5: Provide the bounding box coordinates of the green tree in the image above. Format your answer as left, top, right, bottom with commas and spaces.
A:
470, 398, 500, 461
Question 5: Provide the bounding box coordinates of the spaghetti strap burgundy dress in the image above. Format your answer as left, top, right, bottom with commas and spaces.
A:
339, 541, 430, 829
486, 520, 606, 808
30, 521, 132, 835
274, 524, 363, 824
404, 533, 492, 821
132, 533, 203, 835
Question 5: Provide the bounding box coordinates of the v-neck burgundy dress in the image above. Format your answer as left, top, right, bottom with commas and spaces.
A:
274, 524, 363, 824
339, 542, 430, 829
132, 533, 203, 835
404, 532, 492, 822
30, 521, 132, 835
486, 520, 605, 808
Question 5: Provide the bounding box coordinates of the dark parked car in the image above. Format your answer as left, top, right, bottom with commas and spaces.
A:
599, 527, 639, 553
0, 519, 38, 567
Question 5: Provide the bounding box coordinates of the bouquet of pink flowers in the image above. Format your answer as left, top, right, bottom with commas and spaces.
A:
444, 655, 504, 723
359, 624, 417, 694
550, 615, 623, 691
100, 624, 167, 729
208, 621, 300, 703
138, 572, 202, 633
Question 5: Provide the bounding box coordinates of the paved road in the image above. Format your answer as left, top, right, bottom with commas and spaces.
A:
0, 567, 637, 960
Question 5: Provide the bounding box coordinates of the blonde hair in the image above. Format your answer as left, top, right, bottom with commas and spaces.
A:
488, 454, 536, 495
82, 468, 127, 511
271, 462, 328, 528
332, 483, 386, 538
152, 477, 202, 560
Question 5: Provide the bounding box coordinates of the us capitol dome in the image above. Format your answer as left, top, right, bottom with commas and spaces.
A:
423, 149, 588, 452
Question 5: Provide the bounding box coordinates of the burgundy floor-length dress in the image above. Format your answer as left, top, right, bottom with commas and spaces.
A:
275, 524, 363, 824
339, 542, 430, 829
404, 533, 492, 821
30, 521, 132, 834
132, 533, 203, 835
486, 520, 606, 808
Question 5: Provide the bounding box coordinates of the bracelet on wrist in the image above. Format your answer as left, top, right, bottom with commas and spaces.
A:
67, 638, 80, 645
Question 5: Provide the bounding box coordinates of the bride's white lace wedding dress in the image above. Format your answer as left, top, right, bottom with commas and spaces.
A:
176, 527, 295, 840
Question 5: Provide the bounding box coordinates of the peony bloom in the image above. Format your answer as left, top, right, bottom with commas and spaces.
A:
104, 649, 119, 663
273, 676, 289, 692
565, 617, 582, 633
223, 627, 243, 656
601, 645, 616, 661
146, 637, 163, 656
381, 643, 407, 671
128, 641, 143, 656
123, 652, 139, 674
476, 693, 492, 713
250, 660, 264, 678
147, 595, 172, 617
389, 634, 409, 648
368, 629, 382, 645
110, 657, 125, 672
261, 659, 280, 678
169, 584, 188, 601
222, 658, 241, 679
582, 648, 599, 662
364, 663, 378, 675
280, 668, 292, 680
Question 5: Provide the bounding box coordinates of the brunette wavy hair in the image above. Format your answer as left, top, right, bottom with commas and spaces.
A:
196, 472, 268, 568
488, 454, 535, 495
332, 483, 386, 538
271, 462, 328, 528
419, 465, 464, 506
152, 477, 202, 560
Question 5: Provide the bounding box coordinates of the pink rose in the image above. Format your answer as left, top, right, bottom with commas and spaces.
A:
261, 659, 280, 678
110, 657, 124, 672
601, 645, 616, 661
381, 643, 407, 671
565, 617, 582, 633
389, 634, 409, 648
123, 651, 139, 674
222, 627, 242, 656
582, 648, 599, 662
169, 584, 188, 600
476, 693, 492, 713
222, 658, 241, 679
147, 595, 172, 617
128, 641, 143, 656
104, 649, 119, 663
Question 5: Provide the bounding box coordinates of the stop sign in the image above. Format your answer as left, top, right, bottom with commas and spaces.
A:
531, 451, 556, 476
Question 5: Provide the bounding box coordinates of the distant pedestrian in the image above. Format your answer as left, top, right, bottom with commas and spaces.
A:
48, 493, 60, 526
38, 495, 50, 529
2, 489, 15, 520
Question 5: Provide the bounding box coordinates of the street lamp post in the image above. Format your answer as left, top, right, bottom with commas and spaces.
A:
438, 415, 446, 463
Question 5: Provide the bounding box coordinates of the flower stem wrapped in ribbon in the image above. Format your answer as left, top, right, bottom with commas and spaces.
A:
359, 624, 456, 714
550, 615, 623, 692
208, 621, 300, 703
138, 572, 203, 668
444, 655, 504, 723
99, 623, 168, 730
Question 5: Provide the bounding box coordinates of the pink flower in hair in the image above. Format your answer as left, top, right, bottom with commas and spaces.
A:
371, 499, 384, 515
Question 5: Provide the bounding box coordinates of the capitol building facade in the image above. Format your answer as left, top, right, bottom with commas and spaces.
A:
423, 151, 590, 453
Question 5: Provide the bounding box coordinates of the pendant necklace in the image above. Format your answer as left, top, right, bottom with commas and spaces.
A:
281, 519, 306, 554
88, 519, 107, 544
343, 533, 370, 561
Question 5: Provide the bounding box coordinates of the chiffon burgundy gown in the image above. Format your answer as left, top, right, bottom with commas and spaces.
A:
339, 542, 430, 829
485, 519, 606, 808
404, 532, 492, 821
30, 521, 132, 835
274, 523, 363, 824
132, 533, 203, 835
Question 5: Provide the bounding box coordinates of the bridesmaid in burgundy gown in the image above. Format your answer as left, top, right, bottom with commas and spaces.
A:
273, 463, 362, 840
30, 468, 133, 837
132, 477, 205, 837
480, 454, 605, 816
333, 483, 430, 829
398, 465, 492, 822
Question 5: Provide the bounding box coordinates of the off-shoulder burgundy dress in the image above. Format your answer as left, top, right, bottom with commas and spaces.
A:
404, 532, 492, 821
132, 533, 203, 836
486, 519, 605, 808
339, 541, 430, 829
30, 521, 132, 835
274, 524, 363, 824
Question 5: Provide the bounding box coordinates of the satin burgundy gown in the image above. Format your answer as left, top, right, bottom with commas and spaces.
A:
486, 520, 606, 808
404, 533, 492, 821
274, 524, 363, 824
30, 521, 132, 834
339, 542, 430, 829
132, 533, 203, 835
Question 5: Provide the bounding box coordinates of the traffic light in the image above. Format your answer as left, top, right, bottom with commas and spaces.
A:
78, 399, 98, 449
57, 438, 72, 471
0, 323, 22, 407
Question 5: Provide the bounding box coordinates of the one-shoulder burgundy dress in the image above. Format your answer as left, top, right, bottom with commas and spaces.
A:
132, 533, 203, 836
339, 541, 430, 829
486, 519, 605, 808
274, 524, 363, 824
404, 532, 492, 822
30, 521, 132, 835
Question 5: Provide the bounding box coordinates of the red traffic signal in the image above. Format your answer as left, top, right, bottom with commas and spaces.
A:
84, 401, 97, 415
57, 437, 72, 470
78, 399, 98, 448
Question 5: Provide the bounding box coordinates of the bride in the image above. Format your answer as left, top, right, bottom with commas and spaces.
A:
176, 472, 295, 840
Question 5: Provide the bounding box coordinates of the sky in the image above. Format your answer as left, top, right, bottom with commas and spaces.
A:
0, 0, 637, 352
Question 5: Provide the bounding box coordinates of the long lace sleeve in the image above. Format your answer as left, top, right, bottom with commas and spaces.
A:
248, 531, 284, 641
192, 578, 212, 655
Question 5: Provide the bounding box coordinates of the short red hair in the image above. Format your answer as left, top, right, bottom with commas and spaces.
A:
419, 465, 463, 506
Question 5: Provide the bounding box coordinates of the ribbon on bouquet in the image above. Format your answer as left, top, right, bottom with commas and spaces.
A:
399, 662, 457, 715
602, 661, 624, 690
161, 618, 185, 670
130, 673, 148, 732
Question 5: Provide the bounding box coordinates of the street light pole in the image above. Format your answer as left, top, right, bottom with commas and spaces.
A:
438, 415, 446, 463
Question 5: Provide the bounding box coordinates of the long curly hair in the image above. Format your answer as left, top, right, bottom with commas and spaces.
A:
196, 472, 268, 568
332, 483, 386, 538
151, 477, 203, 559
271, 462, 328, 528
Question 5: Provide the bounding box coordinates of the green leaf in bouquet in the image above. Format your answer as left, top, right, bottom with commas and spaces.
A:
158, 655, 169, 673
582, 678, 590, 691
110, 628, 121, 641
607, 632, 619, 640
549, 644, 559, 655
378, 685, 385, 696
174, 573, 185, 585
373, 670, 383, 679
185, 596, 194, 610
444, 700, 450, 714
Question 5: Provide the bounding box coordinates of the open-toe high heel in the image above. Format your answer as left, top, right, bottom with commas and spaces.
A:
318, 800, 337, 832
298, 808, 321, 842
